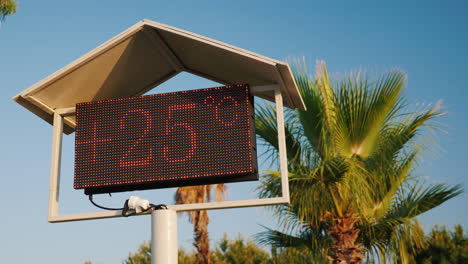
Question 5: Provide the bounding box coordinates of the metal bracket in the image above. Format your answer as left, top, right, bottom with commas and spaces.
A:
47, 84, 289, 222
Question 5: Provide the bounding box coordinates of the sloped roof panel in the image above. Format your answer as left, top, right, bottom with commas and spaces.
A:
13, 20, 305, 134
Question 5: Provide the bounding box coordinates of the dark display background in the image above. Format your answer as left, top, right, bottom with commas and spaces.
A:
74, 84, 257, 194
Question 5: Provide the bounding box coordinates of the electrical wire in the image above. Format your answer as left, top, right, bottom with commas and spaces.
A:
89, 195, 124, 210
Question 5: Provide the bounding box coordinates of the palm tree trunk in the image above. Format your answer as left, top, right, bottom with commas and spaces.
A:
193, 210, 211, 264
176, 184, 226, 264
327, 213, 365, 264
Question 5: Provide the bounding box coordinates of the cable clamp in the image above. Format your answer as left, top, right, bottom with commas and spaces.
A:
122, 196, 167, 217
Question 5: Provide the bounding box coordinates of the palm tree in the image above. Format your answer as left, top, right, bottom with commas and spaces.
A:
175, 184, 227, 264
0, 0, 17, 22
255, 59, 462, 263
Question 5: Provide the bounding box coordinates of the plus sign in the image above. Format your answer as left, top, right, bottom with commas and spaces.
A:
76, 122, 112, 162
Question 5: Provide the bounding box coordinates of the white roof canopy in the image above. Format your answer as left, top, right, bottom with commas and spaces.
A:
13, 19, 305, 134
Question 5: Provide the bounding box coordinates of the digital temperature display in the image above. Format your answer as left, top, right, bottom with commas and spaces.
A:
74, 84, 258, 194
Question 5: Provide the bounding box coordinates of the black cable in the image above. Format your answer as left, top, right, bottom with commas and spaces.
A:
150, 204, 168, 210
88, 195, 124, 211
122, 199, 132, 217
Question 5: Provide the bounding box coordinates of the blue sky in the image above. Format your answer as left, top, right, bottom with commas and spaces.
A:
1, 1, 467, 263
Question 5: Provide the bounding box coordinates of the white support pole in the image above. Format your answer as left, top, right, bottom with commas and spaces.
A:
48, 112, 63, 219
274, 86, 290, 202
151, 209, 178, 264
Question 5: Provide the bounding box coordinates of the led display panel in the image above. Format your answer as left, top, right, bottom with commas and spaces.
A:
74, 84, 258, 194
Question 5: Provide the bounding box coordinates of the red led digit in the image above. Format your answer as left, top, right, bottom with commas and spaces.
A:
163, 103, 197, 163
76, 122, 112, 162
118, 108, 154, 167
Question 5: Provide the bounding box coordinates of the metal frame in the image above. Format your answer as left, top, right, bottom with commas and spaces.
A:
48, 85, 289, 223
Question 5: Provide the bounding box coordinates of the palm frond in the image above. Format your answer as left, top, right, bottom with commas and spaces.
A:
255, 103, 305, 169
256, 228, 310, 249
372, 100, 443, 167
335, 69, 407, 158
0, 0, 17, 21
290, 58, 326, 157
316, 60, 339, 159
257, 155, 352, 229
360, 217, 425, 263
256, 225, 330, 255
387, 183, 463, 220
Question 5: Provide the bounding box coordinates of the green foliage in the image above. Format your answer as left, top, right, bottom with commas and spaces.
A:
270, 247, 327, 264
178, 248, 197, 264
255, 58, 463, 262
123, 241, 151, 264
212, 234, 271, 264
123, 241, 197, 264
123, 234, 311, 264
414, 224, 468, 264
0, 0, 17, 21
